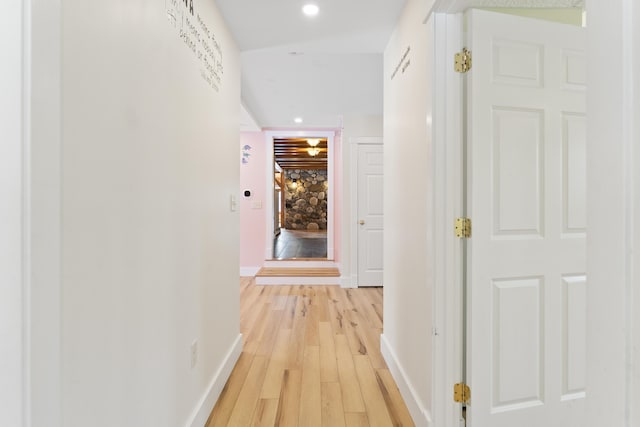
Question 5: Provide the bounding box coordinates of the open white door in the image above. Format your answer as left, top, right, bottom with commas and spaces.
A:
357, 144, 384, 286
465, 10, 586, 426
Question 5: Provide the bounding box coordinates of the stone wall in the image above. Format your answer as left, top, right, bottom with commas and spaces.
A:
284, 169, 328, 230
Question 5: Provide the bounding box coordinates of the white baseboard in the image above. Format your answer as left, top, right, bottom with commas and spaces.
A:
185, 334, 243, 427
380, 334, 433, 427
240, 266, 260, 276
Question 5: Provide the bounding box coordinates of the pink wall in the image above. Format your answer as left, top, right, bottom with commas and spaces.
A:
240, 132, 267, 270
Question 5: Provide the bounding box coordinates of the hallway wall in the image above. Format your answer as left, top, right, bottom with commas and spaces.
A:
382, 0, 436, 424
57, 1, 241, 426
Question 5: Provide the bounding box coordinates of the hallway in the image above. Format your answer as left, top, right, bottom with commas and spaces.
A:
207, 278, 413, 426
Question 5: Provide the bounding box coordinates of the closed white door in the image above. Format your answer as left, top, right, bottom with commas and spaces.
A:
357, 144, 384, 287
466, 10, 586, 426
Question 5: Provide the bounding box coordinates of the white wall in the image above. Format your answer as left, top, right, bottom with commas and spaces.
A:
340, 114, 383, 285
0, 1, 25, 426
480, 7, 583, 25
382, 0, 436, 424
55, 1, 241, 426
586, 0, 640, 425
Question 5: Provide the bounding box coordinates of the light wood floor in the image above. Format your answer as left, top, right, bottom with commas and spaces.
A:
206, 278, 415, 427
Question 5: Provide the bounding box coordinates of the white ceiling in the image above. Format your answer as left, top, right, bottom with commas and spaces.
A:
216, 0, 406, 129
217, 0, 584, 129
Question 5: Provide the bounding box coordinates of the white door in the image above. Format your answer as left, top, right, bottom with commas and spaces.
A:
357, 144, 384, 287
465, 10, 586, 426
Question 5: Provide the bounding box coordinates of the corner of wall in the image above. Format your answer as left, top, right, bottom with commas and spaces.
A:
184, 334, 243, 427
240, 266, 260, 277
340, 275, 355, 288
380, 334, 433, 427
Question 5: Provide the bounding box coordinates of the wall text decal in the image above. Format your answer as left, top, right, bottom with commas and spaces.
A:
391, 46, 411, 81
166, 0, 224, 92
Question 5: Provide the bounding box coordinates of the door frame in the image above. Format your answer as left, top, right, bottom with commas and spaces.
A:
349, 136, 383, 287
263, 130, 336, 260
5, 0, 64, 425
2, 1, 28, 424
432, 9, 465, 427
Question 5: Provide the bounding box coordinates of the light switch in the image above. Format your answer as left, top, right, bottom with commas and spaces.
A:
230, 194, 237, 212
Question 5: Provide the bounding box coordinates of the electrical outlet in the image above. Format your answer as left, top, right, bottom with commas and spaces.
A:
190, 340, 198, 369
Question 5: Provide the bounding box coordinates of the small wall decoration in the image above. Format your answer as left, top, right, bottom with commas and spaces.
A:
241, 145, 252, 164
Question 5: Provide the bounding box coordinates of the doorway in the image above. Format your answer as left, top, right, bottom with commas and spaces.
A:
264, 130, 336, 261
349, 137, 384, 287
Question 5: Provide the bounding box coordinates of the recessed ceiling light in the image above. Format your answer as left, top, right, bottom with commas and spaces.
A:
302, 4, 319, 17
294, 117, 303, 123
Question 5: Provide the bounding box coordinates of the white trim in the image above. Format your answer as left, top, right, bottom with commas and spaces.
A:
349, 140, 359, 287
264, 130, 336, 261
185, 334, 243, 427
432, 12, 464, 427
240, 266, 260, 276
585, 1, 637, 426
25, 0, 63, 425
22, 1, 31, 419
381, 334, 433, 427
1, 2, 27, 425
348, 136, 383, 288
622, 3, 635, 423
21, 2, 31, 424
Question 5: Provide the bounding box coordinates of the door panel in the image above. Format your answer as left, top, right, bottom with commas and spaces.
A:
492, 107, 544, 236
466, 9, 586, 426
562, 274, 587, 399
357, 145, 384, 287
562, 113, 586, 234
492, 276, 543, 412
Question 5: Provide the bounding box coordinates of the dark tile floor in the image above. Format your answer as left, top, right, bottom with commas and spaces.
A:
273, 229, 327, 259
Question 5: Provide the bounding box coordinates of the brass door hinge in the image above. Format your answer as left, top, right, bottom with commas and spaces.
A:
455, 218, 472, 238
454, 382, 471, 404
454, 48, 472, 73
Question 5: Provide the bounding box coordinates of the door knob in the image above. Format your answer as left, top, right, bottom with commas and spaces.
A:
359, 220, 365, 225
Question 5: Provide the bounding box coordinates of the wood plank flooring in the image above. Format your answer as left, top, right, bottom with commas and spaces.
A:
206, 278, 415, 427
